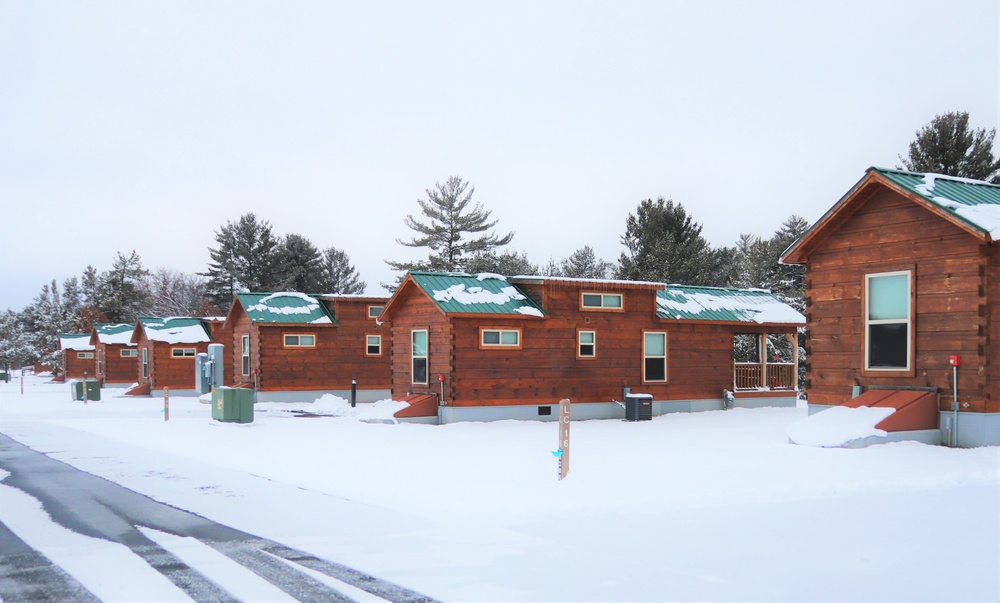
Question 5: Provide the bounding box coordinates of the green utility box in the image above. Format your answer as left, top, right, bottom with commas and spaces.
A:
71, 379, 101, 401
211, 387, 254, 423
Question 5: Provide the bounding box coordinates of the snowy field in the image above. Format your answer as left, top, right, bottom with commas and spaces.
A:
1, 375, 998, 602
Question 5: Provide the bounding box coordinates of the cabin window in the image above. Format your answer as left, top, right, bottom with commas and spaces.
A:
171, 348, 196, 358
241, 335, 250, 376
142, 348, 149, 378
77, 352, 94, 359
368, 305, 384, 319
865, 271, 912, 371
283, 334, 316, 348
581, 292, 623, 310
97, 350, 103, 374
120, 349, 138, 357
578, 330, 597, 358
480, 328, 520, 348
643, 331, 667, 382
366, 334, 382, 356
412, 330, 428, 384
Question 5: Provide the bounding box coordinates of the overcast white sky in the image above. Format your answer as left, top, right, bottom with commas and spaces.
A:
2, 0, 997, 312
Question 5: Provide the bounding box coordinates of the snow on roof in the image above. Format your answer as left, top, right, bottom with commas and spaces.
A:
139, 317, 212, 344
433, 283, 527, 305
238, 292, 336, 324
899, 171, 1000, 239
59, 333, 94, 351
656, 287, 805, 325
93, 323, 136, 345
786, 405, 896, 447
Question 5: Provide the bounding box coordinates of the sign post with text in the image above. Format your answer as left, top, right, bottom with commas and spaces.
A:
557, 398, 570, 480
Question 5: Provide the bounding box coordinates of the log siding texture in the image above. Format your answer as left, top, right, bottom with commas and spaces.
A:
782, 167, 999, 443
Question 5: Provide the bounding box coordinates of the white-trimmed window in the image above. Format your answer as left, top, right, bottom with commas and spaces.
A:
865, 270, 912, 371
97, 350, 104, 374
480, 328, 521, 348
368, 305, 384, 319
171, 348, 196, 358
121, 349, 138, 357
366, 334, 382, 356
77, 351, 94, 359
578, 330, 596, 358
581, 292, 623, 310
643, 331, 667, 382
241, 335, 251, 376
412, 330, 428, 385
283, 334, 316, 348
142, 348, 149, 378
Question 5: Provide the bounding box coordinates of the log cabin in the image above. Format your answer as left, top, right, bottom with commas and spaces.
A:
128, 317, 215, 395
88, 323, 138, 386
222, 292, 391, 402
781, 167, 1000, 446
379, 272, 804, 424
58, 333, 95, 380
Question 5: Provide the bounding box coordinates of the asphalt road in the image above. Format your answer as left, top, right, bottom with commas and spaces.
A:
0, 433, 439, 602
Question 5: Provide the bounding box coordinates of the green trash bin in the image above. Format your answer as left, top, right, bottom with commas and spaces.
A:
71, 379, 101, 401
211, 387, 254, 423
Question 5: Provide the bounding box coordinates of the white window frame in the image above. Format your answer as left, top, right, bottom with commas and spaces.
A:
77, 351, 94, 359
368, 305, 384, 319
241, 335, 251, 376
581, 292, 623, 310
480, 328, 521, 348
141, 348, 149, 378
643, 331, 668, 383
120, 349, 138, 357
283, 334, 316, 348
864, 270, 913, 372
412, 329, 428, 385
366, 334, 382, 356
171, 348, 196, 358
578, 330, 597, 359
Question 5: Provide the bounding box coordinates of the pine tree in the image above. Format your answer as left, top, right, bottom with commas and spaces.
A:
95, 251, 149, 324
204, 213, 282, 306
275, 234, 325, 293
0, 309, 35, 372
21, 280, 77, 372
319, 247, 366, 294
386, 176, 514, 285
465, 250, 539, 276
550, 246, 615, 279
143, 268, 209, 317
617, 197, 729, 286
899, 111, 1000, 182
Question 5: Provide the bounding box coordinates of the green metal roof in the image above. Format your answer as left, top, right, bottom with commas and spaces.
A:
873, 167, 1000, 239
137, 317, 212, 343
93, 323, 136, 345
656, 286, 805, 325
408, 272, 546, 317
236, 292, 337, 324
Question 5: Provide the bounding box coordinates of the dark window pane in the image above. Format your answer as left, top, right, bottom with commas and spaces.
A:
413, 358, 428, 383
483, 331, 500, 345
868, 323, 908, 368
645, 358, 666, 381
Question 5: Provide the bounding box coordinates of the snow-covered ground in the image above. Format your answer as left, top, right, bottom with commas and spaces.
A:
1, 375, 998, 602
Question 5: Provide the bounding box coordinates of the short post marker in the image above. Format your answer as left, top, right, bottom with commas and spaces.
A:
552, 398, 570, 480
164, 386, 170, 422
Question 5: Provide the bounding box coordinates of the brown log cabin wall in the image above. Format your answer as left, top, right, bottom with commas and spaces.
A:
149, 342, 210, 390
63, 350, 94, 379
99, 344, 138, 384
804, 188, 991, 411
230, 312, 254, 387
389, 280, 793, 407
389, 291, 453, 400
988, 243, 999, 413
252, 317, 391, 392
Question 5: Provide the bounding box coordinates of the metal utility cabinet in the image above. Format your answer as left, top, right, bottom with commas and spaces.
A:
625, 393, 653, 421
211, 387, 254, 423
71, 379, 101, 401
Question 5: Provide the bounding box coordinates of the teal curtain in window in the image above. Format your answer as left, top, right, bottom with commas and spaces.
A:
412, 331, 428, 356
868, 274, 908, 320
644, 332, 665, 356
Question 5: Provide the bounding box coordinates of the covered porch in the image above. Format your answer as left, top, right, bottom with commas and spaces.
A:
733, 332, 799, 392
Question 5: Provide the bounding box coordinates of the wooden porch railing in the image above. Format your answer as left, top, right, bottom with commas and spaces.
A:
734, 362, 795, 390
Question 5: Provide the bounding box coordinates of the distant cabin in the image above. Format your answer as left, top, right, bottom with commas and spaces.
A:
88, 323, 138, 386
781, 167, 1000, 446
58, 333, 95, 380
128, 317, 216, 396
222, 292, 391, 402
379, 272, 805, 424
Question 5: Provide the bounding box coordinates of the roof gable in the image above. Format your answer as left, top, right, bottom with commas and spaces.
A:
135, 317, 212, 344
234, 292, 337, 325
395, 272, 546, 318
90, 323, 136, 346
656, 286, 805, 325
782, 167, 999, 264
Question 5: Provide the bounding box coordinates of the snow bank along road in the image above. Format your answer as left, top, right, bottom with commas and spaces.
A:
0, 433, 439, 603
